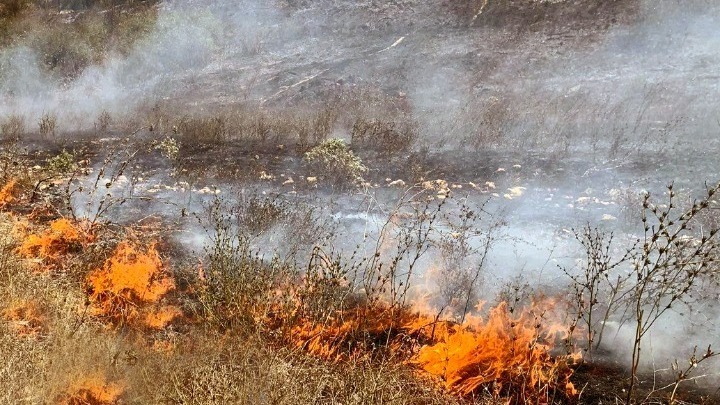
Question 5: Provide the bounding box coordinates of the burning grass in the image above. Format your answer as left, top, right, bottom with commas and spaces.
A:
2, 299, 46, 337
86, 240, 181, 329
0, 179, 16, 208
289, 300, 579, 402
17, 218, 92, 269
412, 302, 579, 401
59, 377, 124, 405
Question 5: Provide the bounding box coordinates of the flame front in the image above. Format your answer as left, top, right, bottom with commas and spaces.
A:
289, 300, 579, 401
17, 218, 91, 269
412, 302, 578, 400
86, 241, 179, 328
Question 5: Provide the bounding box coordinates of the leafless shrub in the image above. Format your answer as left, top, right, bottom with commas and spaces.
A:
1, 114, 25, 140
664, 345, 720, 404
624, 182, 720, 401
361, 188, 447, 311
564, 182, 720, 401
351, 117, 416, 153
178, 115, 227, 145
38, 113, 57, 139
434, 199, 503, 322
64, 146, 140, 227
562, 225, 637, 357
496, 277, 534, 315
94, 110, 112, 133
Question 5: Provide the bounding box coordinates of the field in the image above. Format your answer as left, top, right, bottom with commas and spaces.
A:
1, 0, 720, 404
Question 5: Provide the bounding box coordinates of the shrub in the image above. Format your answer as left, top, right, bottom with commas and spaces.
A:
1, 115, 25, 140
351, 117, 416, 153
303, 138, 367, 187
38, 113, 57, 139
154, 136, 179, 160
94, 110, 112, 133
46, 149, 77, 174
178, 115, 227, 145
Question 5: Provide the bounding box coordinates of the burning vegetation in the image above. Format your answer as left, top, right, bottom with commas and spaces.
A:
86, 240, 180, 329
0, 179, 16, 208
59, 377, 124, 405
1, 1, 720, 404
412, 301, 579, 400
287, 295, 580, 401
17, 218, 92, 269
2, 299, 46, 337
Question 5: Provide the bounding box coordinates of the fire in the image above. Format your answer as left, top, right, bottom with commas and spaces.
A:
59, 377, 124, 405
0, 179, 16, 208
412, 302, 578, 400
291, 306, 415, 361
87, 241, 177, 327
290, 300, 579, 401
143, 305, 182, 329
2, 300, 46, 337
17, 218, 92, 268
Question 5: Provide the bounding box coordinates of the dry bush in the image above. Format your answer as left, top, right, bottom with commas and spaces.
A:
1, 114, 26, 140
196, 199, 298, 331
235, 195, 290, 236
433, 200, 503, 321
94, 110, 112, 133
624, 183, 720, 401
178, 115, 228, 145
351, 117, 417, 154
291, 105, 339, 149
38, 113, 57, 138
566, 183, 720, 402
174, 105, 339, 149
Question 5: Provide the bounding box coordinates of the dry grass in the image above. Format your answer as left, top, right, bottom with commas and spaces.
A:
0, 213, 465, 404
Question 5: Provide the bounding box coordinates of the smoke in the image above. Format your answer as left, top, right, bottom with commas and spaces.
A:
5, 0, 720, 384
0, 0, 279, 130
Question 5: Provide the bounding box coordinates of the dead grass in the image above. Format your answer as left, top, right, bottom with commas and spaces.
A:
0, 213, 464, 404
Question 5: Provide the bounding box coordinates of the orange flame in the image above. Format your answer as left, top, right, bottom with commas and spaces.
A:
411, 302, 578, 400
2, 300, 46, 337
17, 218, 92, 268
87, 241, 176, 326
289, 300, 579, 401
0, 179, 16, 209
143, 305, 182, 329
291, 306, 416, 361
59, 377, 124, 405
